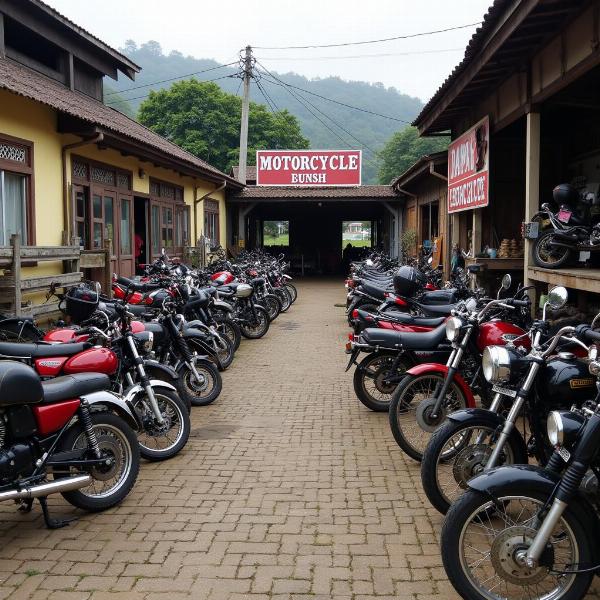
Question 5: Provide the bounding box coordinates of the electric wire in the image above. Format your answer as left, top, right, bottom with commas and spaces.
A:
253, 21, 482, 50
260, 47, 465, 61
105, 62, 238, 97
254, 77, 280, 112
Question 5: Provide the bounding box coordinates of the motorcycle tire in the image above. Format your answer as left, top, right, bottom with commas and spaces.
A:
442, 487, 593, 600
59, 411, 140, 511
215, 317, 241, 352
352, 352, 410, 412
264, 294, 282, 321
240, 306, 270, 339
347, 302, 379, 325
143, 366, 191, 413
285, 283, 298, 303
209, 334, 235, 370
421, 417, 528, 514
276, 287, 292, 313
177, 359, 222, 406
533, 230, 572, 269
389, 373, 468, 462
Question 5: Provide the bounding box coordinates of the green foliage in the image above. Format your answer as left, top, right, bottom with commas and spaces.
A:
138, 79, 308, 173
108, 41, 426, 183
401, 228, 418, 258
378, 127, 449, 184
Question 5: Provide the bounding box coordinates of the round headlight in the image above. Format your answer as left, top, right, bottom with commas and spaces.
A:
590, 361, 600, 376
482, 345, 512, 383
547, 411, 564, 446
445, 317, 463, 342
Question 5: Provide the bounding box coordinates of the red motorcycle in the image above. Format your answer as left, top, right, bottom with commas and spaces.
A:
0, 360, 140, 528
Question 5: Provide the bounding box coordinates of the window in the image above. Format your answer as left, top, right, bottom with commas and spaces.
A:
120, 198, 132, 254
176, 207, 190, 247
342, 221, 371, 249
150, 178, 185, 254
151, 205, 160, 254
204, 200, 220, 246
263, 220, 288, 247
0, 135, 34, 245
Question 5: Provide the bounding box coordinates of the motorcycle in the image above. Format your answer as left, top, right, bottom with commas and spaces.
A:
0, 360, 140, 528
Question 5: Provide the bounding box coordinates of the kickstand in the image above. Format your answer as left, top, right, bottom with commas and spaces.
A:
38, 496, 77, 529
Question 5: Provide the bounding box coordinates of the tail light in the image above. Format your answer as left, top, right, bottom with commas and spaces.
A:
395, 298, 408, 307
345, 340, 352, 352
145, 296, 154, 305
346, 279, 356, 288
348, 333, 353, 340
352, 309, 359, 319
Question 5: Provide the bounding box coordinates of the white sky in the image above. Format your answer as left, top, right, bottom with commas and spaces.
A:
45, 0, 492, 101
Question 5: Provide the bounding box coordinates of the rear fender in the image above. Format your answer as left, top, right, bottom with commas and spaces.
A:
82, 390, 140, 431
405, 363, 476, 408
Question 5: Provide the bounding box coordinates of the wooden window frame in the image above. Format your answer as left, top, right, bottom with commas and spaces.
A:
0, 132, 35, 245
204, 199, 220, 246
149, 177, 185, 255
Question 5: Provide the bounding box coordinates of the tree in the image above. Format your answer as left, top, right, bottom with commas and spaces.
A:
378, 126, 449, 184
138, 79, 309, 173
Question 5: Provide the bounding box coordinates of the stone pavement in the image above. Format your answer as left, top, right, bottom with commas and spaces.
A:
0, 278, 593, 600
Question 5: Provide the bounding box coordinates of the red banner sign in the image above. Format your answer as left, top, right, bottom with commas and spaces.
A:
256, 150, 362, 186
447, 116, 490, 213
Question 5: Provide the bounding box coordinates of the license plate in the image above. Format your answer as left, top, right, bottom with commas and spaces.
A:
558, 209, 572, 223
492, 384, 517, 398
557, 446, 571, 463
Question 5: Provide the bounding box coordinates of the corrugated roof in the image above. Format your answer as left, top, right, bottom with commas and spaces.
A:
232, 185, 398, 200
231, 165, 257, 182
0, 57, 240, 185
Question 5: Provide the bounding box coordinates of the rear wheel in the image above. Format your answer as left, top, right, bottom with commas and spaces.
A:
240, 306, 270, 339
533, 230, 572, 269
177, 359, 222, 406
285, 283, 297, 303
276, 287, 292, 312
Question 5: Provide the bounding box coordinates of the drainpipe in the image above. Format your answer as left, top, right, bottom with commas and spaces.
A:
194, 180, 226, 244
62, 132, 104, 241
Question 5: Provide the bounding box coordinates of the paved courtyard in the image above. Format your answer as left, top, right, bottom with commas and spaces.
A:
0, 279, 462, 599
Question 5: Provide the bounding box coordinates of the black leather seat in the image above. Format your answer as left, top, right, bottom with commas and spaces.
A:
384, 312, 446, 327
0, 341, 91, 358
360, 281, 391, 300
0, 361, 43, 405
414, 303, 457, 317
362, 322, 448, 350
420, 289, 458, 305
116, 276, 161, 293
126, 304, 152, 316
41, 373, 111, 403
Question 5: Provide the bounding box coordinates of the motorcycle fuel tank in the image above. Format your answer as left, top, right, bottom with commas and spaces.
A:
536, 355, 596, 408
476, 321, 530, 353
63, 347, 118, 376
211, 271, 235, 285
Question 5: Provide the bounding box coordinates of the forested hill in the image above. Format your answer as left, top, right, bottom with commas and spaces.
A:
105, 41, 425, 183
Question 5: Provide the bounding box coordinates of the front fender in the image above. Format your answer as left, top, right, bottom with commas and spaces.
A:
123, 380, 178, 403
447, 407, 505, 426
405, 363, 476, 408
143, 360, 179, 381
81, 390, 140, 431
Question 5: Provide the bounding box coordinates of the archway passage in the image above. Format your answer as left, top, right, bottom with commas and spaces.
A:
228, 186, 401, 275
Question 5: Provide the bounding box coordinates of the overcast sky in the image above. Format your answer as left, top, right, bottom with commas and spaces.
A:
46, 0, 492, 101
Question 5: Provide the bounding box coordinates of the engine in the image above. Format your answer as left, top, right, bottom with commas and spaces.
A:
0, 411, 36, 484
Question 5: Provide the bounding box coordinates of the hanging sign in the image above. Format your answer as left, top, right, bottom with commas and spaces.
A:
447, 116, 490, 213
256, 150, 362, 186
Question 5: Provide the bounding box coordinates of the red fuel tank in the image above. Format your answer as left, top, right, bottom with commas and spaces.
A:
211, 271, 235, 285
35, 356, 68, 377
63, 347, 118, 376
43, 328, 90, 343
476, 320, 531, 353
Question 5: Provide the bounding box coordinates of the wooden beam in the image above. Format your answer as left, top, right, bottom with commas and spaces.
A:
0, 12, 5, 59
524, 111, 540, 293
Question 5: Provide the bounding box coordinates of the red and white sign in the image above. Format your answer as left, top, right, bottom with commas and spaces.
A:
447, 116, 490, 213
256, 150, 361, 186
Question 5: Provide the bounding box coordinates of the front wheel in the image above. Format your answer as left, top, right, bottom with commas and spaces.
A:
215, 317, 241, 352
59, 412, 140, 511
263, 294, 282, 321
285, 283, 297, 303
130, 389, 190, 461
275, 287, 292, 312
177, 359, 223, 406
442, 489, 593, 600
421, 418, 527, 514
533, 230, 572, 269
240, 306, 270, 339
389, 373, 468, 461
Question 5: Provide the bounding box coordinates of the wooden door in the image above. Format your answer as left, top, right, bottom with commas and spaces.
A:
118, 196, 134, 276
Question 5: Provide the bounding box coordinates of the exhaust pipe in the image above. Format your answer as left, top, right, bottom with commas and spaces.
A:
0, 475, 92, 502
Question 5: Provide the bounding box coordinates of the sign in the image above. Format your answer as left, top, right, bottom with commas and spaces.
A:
256, 150, 362, 186
447, 116, 490, 213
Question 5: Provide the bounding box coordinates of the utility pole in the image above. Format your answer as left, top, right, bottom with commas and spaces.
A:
238, 45, 252, 185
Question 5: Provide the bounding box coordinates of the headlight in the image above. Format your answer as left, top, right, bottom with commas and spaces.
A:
589, 361, 600, 376
465, 298, 477, 312
143, 331, 154, 352
547, 411, 564, 446
482, 345, 512, 383
445, 317, 463, 342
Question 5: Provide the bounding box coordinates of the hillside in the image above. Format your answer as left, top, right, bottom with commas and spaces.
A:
105, 41, 425, 183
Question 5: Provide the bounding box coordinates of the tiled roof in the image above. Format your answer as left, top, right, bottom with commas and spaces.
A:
232, 185, 398, 200
231, 165, 257, 182
0, 57, 240, 185
391, 151, 448, 189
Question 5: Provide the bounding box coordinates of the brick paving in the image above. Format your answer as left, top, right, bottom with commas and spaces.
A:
0, 278, 594, 599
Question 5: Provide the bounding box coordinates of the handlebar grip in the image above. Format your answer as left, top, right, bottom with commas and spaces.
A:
511, 299, 530, 307
584, 327, 600, 343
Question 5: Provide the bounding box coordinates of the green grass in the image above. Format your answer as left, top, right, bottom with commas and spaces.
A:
264, 233, 289, 247
342, 239, 372, 248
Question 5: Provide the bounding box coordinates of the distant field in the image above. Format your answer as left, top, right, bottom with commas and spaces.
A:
343, 239, 372, 248
264, 234, 289, 246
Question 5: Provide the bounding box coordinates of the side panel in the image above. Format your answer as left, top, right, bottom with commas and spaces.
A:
33, 399, 80, 435
35, 356, 68, 377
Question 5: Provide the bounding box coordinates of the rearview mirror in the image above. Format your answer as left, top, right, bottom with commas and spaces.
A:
547, 286, 568, 310
501, 274, 512, 290
428, 256, 433, 265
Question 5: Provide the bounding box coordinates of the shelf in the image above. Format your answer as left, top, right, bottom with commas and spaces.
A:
527, 266, 600, 294
466, 257, 524, 271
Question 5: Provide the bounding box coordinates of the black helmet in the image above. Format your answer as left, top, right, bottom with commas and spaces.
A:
64, 281, 100, 323
552, 183, 579, 207
393, 266, 425, 297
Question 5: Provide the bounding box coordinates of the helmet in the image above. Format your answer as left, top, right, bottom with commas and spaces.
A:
552, 183, 579, 207
393, 266, 426, 297
64, 281, 99, 323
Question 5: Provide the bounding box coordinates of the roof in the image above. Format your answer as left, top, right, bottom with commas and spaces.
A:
231, 185, 398, 202
0, 57, 241, 186
413, 0, 582, 134
231, 165, 257, 183
391, 151, 448, 191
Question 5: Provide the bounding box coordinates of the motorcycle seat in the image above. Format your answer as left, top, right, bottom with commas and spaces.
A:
413, 302, 457, 317
116, 276, 162, 293
360, 281, 392, 299
125, 304, 153, 316
420, 289, 458, 305
250, 277, 265, 287
362, 322, 448, 350
0, 341, 92, 358
382, 312, 446, 327
41, 373, 111, 403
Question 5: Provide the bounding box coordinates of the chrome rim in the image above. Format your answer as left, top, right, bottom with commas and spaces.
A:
458, 495, 579, 600
536, 235, 568, 266
395, 374, 465, 456
185, 365, 214, 398
71, 423, 132, 499
361, 355, 404, 404
133, 392, 185, 453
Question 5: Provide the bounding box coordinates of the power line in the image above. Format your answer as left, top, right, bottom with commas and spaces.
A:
105, 74, 237, 105
255, 78, 277, 113
255, 60, 411, 124
105, 62, 238, 97
253, 21, 481, 50
255, 77, 280, 112
260, 47, 464, 61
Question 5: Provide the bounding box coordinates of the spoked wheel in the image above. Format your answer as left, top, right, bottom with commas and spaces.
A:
131, 389, 190, 461
275, 287, 292, 312
285, 283, 297, 303
58, 412, 140, 511
240, 307, 270, 339
533, 231, 572, 269
263, 294, 282, 321
177, 360, 222, 406
442, 490, 593, 600
421, 420, 527, 514
388, 373, 468, 461
215, 317, 241, 352
352, 352, 409, 412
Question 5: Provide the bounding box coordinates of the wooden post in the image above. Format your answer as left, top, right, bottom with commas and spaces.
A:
11, 234, 21, 316
103, 238, 112, 298
524, 112, 540, 278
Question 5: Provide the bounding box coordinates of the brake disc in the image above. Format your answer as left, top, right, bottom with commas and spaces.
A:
452, 444, 492, 489
415, 397, 447, 432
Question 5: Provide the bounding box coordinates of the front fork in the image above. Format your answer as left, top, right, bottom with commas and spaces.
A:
126, 335, 165, 425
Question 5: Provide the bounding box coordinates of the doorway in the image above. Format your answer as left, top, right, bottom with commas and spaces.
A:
134, 197, 148, 273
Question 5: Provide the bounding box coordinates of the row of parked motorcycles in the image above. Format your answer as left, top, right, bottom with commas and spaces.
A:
0, 249, 296, 529
345, 251, 600, 600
